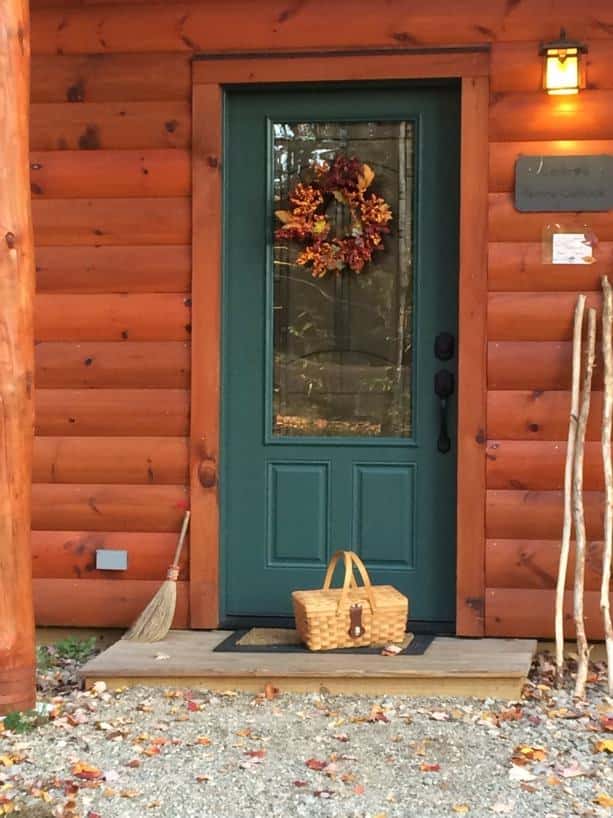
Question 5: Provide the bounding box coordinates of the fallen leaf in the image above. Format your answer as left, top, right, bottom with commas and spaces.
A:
413, 739, 428, 756
381, 644, 402, 656
163, 689, 183, 699
600, 714, 613, 732
520, 783, 538, 793
195, 775, 209, 783
419, 762, 440, 772
368, 705, 390, 724
594, 738, 613, 753
333, 733, 349, 743
306, 758, 328, 771
263, 683, 279, 700
594, 793, 613, 808
126, 759, 141, 768
313, 789, 334, 798
499, 707, 523, 722
353, 784, 365, 796
186, 700, 200, 712
244, 750, 266, 759
71, 762, 104, 781
430, 711, 450, 722
512, 745, 547, 764
556, 761, 589, 779
195, 737, 211, 746
452, 805, 470, 814
120, 789, 140, 798
508, 766, 536, 782
293, 780, 308, 788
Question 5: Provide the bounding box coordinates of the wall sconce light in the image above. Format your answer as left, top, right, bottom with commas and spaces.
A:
540, 29, 587, 95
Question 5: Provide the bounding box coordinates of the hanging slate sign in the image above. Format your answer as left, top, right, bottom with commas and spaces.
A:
515, 155, 612, 212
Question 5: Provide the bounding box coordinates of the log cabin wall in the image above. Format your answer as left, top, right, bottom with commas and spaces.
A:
486, 40, 613, 639
29, 21, 192, 627
27, 0, 613, 635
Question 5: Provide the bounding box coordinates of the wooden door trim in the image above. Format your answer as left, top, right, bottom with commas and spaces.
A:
190, 51, 489, 634
190, 82, 222, 628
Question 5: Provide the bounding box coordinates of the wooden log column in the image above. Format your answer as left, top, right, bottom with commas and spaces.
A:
0, 0, 36, 714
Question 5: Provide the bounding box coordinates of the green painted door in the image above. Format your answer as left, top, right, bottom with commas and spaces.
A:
222, 84, 459, 627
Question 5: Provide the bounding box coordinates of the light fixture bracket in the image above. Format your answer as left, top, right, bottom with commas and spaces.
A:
539, 28, 587, 57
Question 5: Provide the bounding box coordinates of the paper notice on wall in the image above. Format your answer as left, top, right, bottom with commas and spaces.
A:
551, 232, 593, 265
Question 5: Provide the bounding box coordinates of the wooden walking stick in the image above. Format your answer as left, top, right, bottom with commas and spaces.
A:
0, 0, 37, 715
573, 307, 596, 699
601, 276, 613, 696
123, 510, 191, 642
555, 294, 586, 685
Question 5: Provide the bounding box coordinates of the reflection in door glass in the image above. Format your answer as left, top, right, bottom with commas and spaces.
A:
272, 121, 413, 438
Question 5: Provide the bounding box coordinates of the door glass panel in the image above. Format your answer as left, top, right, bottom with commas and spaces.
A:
272, 121, 414, 438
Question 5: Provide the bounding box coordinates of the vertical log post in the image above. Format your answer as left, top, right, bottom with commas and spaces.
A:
601, 276, 613, 696
556, 294, 586, 685
573, 308, 596, 700
0, 0, 36, 714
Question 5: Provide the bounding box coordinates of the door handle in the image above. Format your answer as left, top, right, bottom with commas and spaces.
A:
434, 369, 455, 454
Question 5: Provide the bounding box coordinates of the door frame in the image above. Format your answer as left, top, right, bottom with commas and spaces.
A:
190, 48, 489, 635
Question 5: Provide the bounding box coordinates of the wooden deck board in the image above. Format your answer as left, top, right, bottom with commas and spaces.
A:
81, 631, 536, 698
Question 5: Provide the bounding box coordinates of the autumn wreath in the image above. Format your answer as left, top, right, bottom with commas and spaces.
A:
275, 155, 393, 278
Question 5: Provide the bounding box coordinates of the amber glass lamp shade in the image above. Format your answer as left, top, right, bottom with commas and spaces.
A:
540, 32, 587, 95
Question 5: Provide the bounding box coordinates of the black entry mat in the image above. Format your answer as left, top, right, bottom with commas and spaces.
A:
213, 629, 434, 656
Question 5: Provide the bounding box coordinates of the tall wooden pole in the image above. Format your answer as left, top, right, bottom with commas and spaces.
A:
601, 276, 613, 696
0, 0, 36, 714
555, 294, 585, 685
573, 308, 596, 700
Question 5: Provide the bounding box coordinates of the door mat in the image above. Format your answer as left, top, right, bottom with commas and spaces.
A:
214, 628, 434, 655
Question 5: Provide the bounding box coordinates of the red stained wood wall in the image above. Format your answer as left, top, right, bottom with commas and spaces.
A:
28, 0, 613, 636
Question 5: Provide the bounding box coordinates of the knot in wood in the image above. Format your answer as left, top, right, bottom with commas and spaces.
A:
4, 232, 16, 250
198, 461, 217, 489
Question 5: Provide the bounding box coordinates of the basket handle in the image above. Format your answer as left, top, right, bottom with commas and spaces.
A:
322, 550, 377, 613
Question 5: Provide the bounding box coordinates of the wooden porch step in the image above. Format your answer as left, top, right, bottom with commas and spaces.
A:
81, 631, 537, 699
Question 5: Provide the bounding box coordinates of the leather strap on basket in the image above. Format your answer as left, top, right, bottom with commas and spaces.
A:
322, 550, 377, 614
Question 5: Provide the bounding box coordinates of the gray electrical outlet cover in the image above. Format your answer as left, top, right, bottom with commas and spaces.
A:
96, 549, 128, 571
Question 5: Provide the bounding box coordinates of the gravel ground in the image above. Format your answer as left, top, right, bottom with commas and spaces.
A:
0, 650, 611, 818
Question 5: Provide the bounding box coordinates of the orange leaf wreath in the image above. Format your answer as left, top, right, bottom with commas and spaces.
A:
275, 155, 393, 278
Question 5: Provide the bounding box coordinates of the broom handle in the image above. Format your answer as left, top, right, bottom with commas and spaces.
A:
171, 510, 191, 568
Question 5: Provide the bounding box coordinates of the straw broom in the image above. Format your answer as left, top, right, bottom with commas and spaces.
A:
123, 510, 191, 642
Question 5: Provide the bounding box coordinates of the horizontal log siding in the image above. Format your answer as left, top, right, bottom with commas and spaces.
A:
29, 0, 613, 633
486, 37, 613, 638
29, 34, 192, 627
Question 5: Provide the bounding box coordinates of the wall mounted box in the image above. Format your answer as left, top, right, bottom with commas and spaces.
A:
95, 549, 128, 571
515, 155, 612, 212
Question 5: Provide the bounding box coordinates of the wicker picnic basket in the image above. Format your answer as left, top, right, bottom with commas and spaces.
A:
292, 550, 408, 651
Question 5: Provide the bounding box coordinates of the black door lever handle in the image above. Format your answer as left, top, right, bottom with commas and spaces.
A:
434, 369, 455, 454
